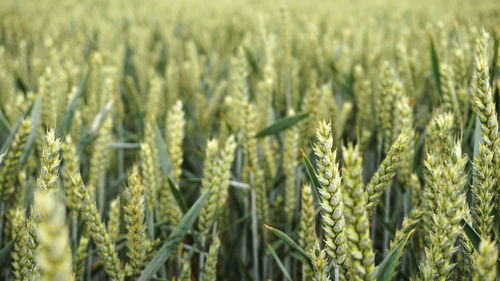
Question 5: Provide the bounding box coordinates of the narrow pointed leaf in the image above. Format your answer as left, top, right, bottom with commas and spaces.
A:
267, 243, 293, 281
167, 176, 188, 214
256, 112, 308, 138
20, 95, 41, 168
152, 121, 173, 177
490, 31, 499, 86
461, 219, 480, 251
428, 30, 441, 96
0, 107, 10, 132
264, 224, 313, 269
376, 229, 415, 281
1, 98, 35, 154
0, 240, 14, 267
493, 212, 500, 243
301, 150, 321, 203
138, 190, 210, 281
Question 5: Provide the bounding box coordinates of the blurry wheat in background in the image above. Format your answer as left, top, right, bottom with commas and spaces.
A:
0, 0, 499, 280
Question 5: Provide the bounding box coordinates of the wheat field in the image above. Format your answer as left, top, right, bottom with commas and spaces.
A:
0, 0, 499, 280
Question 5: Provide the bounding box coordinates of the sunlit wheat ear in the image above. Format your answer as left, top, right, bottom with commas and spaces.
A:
342, 143, 375, 280
365, 133, 409, 216
284, 108, 299, 222
37, 129, 61, 191
471, 29, 500, 209
179, 252, 192, 281
166, 99, 186, 182
202, 235, 221, 281
11, 208, 33, 281
299, 183, 315, 280
108, 197, 120, 241
198, 138, 221, 234
394, 94, 414, 190
0, 118, 31, 200
419, 143, 468, 281
473, 239, 497, 281
310, 241, 330, 281
75, 180, 122, 280
74, 230, 90, 281
61, 135, 81, 211
124, 165, 147, 276
35, 190, 74, 281
472, 144, 495, 238
313, 120, 349, 277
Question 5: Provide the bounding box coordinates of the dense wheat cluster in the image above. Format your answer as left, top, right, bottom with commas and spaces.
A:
0, 0, 499, 280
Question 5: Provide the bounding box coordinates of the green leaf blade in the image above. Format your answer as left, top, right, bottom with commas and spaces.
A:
138, 190, 211, 281
256, 112, 308, 138
264, 224, 313, 269
167, 176, 188, 214
376, 229, 415, 281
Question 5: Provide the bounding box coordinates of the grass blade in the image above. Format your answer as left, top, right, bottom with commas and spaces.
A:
461, 219, 480, 251
493, 212, 500, 243
256, 112, 308, 138
0, 99, 35, 154
152, 121, 173, 177
491, 30, 499, 86
266, 243, 293, 281
20, 95, 41, 168
376, 229, 415, 281
138, 190, 210, 281
167, 176, 188, 214
301, 150, 321, 204
0, 240, 14, 267
428, 30, 441, 96
0, 108, 10, 132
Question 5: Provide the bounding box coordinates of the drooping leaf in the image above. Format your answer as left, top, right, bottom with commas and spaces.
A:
376, 229, 415, 281
138, 190, 210, 281
264, 224, 313, 269
256, 112, 308, 138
